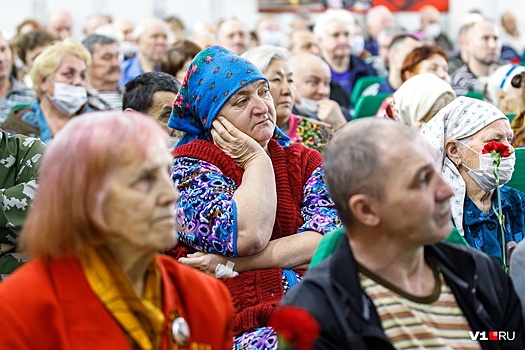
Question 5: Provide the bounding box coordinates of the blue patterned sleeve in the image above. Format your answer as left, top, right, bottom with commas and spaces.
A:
172, 157, 239, 257
297, 165, 342, 235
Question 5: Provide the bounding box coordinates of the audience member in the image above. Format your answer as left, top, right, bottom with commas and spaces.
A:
288, 28, 320, 56
15, 19, 40, 36
0, 33, 34, 123
388, 73, 456, 128
83, 13, 112, 37
486, 64, 525, 148
113, 18, 137, 59
362, 34, 420, 96
282, 117, 525, 349
401, 44, 450, 83
165, 15, 186, 42
414, 5, 453, 54
0, 130, 45, 280
500, 11, 525, 56
119, 18, 170, 86
0, 111, 234, 349
366, 26, 405, 78
450, 19, 502, 96
364, 5, 394, 56
256, 15, 286, 47
2, 38, 91, 142
82, 34, 123, 110
123, 71, 181, 148
166, 46, 341, 349
16, 29, 55, 88
314, 9, 376, 104
448, 13, 484, 74
160, 39, 201, 81
45, 9, 73, 40
243, 45, 334, 151
216, 18, 250, 56
421, 97, 524, 265
289, 52, 350, 125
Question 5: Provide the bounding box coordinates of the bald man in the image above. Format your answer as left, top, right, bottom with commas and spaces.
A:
45, 9, 73, 40
119, 18, 171, 86
289, 53, 350, 128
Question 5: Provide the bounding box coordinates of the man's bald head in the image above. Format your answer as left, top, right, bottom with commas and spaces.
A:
289, 52, 331, 100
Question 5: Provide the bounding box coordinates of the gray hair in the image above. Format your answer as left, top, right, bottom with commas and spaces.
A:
323, 118, 418, 226
313, 9, 355, 40
81, 34, 118, 54
241, 45, 290, 73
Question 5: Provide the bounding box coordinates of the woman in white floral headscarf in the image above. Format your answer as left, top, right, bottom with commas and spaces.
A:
421, 96, 525, 265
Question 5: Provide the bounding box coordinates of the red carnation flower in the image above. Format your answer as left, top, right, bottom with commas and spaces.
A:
482, 141, 511, 157
269, 306, 320, 350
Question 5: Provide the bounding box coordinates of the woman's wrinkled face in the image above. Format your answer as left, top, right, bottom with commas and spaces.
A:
104, 140, 179, 253
265, 59, 295, 125
218, 80, 276, 144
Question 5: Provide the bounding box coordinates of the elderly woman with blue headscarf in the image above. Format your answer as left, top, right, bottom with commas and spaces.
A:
421, 96, 525, 267
166, 46, 341, 348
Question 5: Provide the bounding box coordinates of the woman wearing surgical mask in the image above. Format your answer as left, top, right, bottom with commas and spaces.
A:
2, 38, 91, 143
421, 97, 525, 265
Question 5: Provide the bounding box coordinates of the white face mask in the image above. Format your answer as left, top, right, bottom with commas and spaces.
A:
47, 82, 88, 115
351, 35, 365, 56
259, 30, 285, 47
293, 97, 318, 119
460, 142, 516, 192
425, 23, 441, 39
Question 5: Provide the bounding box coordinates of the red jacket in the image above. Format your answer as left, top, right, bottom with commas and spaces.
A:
0, 254, 234, 349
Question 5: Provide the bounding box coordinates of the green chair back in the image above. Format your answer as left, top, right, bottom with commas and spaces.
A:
353, 93, 390, 119
507, 148, 525, 193
461, 90, 484, 100
350, 75, 383, 105
506, 114, 517, 123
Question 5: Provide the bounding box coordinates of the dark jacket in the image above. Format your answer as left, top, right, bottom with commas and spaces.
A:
282, 234, 524, 350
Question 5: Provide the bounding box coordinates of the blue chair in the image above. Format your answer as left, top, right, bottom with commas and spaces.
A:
507, 148, 525, 193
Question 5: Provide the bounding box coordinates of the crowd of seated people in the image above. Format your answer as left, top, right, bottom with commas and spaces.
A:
0, 5, 525, 350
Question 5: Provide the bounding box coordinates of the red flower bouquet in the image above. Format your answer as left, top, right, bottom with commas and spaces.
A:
269, 306, 320, 350
482, 141, 511, 272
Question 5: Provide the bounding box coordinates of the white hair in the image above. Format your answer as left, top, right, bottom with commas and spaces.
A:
242, 45, 290, 73
313, 9, 355, 40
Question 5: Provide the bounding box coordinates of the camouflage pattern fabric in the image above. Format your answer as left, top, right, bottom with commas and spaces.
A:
0, 129, 45, 280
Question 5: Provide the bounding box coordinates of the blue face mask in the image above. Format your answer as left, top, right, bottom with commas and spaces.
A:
460, 142, 516, 192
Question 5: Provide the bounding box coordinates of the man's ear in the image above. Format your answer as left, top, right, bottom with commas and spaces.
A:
445, 139, 461, 167
348, 194, 380, 227
124, 107, 135, 113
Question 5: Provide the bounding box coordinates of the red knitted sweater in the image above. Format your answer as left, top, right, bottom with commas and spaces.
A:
167, 138, 322, 335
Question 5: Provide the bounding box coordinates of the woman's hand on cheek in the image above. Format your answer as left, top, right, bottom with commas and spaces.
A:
211, 116, 267, 169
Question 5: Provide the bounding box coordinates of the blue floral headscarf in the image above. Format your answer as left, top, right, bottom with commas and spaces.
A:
168, 45, 289, 147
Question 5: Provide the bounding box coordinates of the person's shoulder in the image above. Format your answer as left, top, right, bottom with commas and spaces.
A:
501, 186, 525, 201
0, 259, 53, 303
